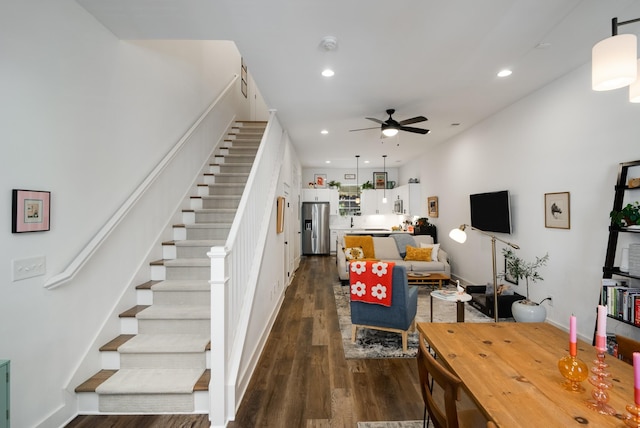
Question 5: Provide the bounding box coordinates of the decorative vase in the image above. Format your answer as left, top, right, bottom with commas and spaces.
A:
511, 300, 547, 322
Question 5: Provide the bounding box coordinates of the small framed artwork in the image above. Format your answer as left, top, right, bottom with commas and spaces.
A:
427, 196, 439, 218
314, 174, 327, 188
373, 172, 387, 189
344, 173, 356, 180
276, 196, 285, 233
504, 259, 518, 284
12, 189, 51, 233
241, 58, 247, 81
241, 79, 247, 98
544, 191, 570, 229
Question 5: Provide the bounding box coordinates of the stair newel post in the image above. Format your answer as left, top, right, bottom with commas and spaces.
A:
208, 245, 230, 426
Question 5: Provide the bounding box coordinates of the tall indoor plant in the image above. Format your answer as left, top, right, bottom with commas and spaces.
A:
502, 248, 550, 322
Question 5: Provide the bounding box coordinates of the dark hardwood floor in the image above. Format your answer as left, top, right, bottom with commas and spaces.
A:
65, 255, 423, 427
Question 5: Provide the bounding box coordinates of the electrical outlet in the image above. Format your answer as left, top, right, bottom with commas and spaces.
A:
547, 295, 553, 307
12, 256, 46, 281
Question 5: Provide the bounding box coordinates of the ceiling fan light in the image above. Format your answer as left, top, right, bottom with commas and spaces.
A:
382, 127, 399, 137
592, 34, 637, 91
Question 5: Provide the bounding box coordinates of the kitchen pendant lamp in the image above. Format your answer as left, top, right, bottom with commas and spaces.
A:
382, 155, 388, 203
592, 17, 640, 92
355, 155, 360, 204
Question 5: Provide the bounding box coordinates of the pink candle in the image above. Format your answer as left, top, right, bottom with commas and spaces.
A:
569, 315, 577, 357
635, 352, 640, 406
595, 305, 607, 352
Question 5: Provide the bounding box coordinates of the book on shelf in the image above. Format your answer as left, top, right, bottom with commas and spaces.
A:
601, 280, 640, 323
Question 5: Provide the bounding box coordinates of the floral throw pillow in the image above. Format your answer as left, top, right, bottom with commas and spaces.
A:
345, 246, 365, 261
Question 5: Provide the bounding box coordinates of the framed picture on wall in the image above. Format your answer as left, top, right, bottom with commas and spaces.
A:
427, 196, 438, 218
12, 189, 51, 233
314, 174, 327, 188
373, 172, 387, 189
544, 192, 570, 229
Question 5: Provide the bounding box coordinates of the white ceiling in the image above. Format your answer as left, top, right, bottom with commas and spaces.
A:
77, 0, 640, 169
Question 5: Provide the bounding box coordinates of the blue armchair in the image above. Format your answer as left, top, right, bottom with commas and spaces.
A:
350, 265, 418, 352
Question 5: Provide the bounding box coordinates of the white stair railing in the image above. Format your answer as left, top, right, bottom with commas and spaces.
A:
209, 111, 285, 427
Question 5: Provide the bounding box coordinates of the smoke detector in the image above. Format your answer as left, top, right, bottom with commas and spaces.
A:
320, 36, 338, 51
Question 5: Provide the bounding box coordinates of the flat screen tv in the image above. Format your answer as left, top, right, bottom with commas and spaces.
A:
470, 190, 512, 234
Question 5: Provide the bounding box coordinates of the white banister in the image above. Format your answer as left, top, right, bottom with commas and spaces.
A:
208, 111, 285, 426
44, 75, 239, 290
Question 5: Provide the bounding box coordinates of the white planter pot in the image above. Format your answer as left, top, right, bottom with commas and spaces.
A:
511, 300, 547, 322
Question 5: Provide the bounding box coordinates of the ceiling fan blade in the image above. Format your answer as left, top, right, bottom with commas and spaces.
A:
349, 126, 379, 132
399, 126, 430, 134
399, 116, 428, 126
365, 117, 385, 125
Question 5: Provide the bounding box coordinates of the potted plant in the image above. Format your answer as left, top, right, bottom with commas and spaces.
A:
328, 180, 341, 189
610, 201, 640, 228
502, 248, 550, 322
361, 180, 374, 190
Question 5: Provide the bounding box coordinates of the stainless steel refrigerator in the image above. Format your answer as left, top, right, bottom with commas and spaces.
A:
301, 202, 330, 255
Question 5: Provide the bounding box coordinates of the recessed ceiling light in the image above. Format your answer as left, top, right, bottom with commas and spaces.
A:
322, 69, 335, 77
325, 160, 331, 164
364, 160, 370, 164
497, 69, 512, 78
321, 129, 328, 134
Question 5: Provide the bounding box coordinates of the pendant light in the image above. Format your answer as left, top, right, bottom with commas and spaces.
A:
355, 155, 360, 204
382, 155, 388, 204
592, 17, 640, 94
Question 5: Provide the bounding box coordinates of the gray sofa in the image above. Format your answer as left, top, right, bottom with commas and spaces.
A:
337, 234, 450, 283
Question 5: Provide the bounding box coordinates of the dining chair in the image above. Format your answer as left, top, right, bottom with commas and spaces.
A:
417, 335, 486, 428
616, 334, 640, 364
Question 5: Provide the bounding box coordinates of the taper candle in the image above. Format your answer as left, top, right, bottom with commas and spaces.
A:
596, 305, 607, 352
634, 352, 640, 405
569, 315, 577, 357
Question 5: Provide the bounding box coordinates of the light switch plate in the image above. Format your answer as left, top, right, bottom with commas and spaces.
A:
12, 256, 46, 281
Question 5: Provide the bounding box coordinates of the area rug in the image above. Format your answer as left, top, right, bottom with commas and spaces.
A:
357, 421, 424, 428
334, 283, 493, 359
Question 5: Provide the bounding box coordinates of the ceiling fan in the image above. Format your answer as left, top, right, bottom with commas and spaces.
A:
350, 109, 429, 137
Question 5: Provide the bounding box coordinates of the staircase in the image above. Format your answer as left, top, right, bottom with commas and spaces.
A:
75, 121, 267, 414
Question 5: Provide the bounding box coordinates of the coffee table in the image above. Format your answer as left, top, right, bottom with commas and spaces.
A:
406, 272, 450, 289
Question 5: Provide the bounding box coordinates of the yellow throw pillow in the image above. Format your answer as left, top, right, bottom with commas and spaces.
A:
344, 247, 364, 261
344, 235, 375, 259
404, 245, 432, 261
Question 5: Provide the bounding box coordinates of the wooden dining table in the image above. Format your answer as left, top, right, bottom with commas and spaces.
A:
417, 322, 635, 427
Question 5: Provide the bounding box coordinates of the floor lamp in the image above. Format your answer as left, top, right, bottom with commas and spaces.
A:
449, 224, 519, 322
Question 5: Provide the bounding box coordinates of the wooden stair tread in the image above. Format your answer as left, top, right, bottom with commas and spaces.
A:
75, 369, 211, 393
119, 305, 150, 318
194, 369, 210, 391
99, 334, 135, 351
135, 280, 162, 289
75, 369, 117, 392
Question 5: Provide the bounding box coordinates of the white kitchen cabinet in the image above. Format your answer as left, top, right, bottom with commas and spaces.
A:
361, 189, 393, 215
301, 188, 339, 215
391, 183, 422, 216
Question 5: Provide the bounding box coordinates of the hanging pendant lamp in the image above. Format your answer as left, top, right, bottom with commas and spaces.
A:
592, 17, 640, 92
382, 155, 388, 204
355, 155, 360, 204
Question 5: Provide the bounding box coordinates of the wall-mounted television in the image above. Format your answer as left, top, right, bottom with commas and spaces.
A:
470, 190, 512, 234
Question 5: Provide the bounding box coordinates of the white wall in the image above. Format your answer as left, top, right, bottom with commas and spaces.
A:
0, 1, 248, 426
402, 61, 640, 343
